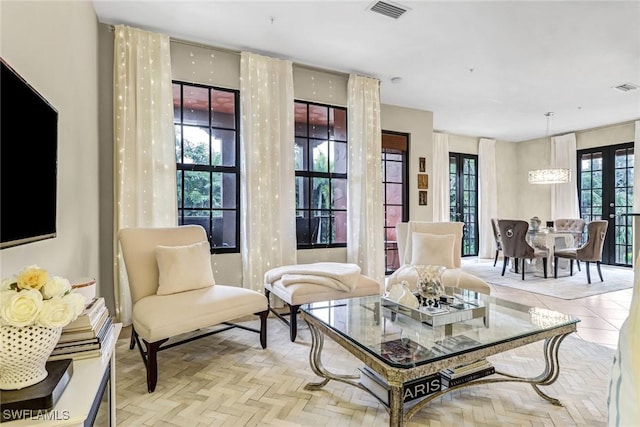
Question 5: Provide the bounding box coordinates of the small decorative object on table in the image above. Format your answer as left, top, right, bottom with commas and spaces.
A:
0, 265, 85, 390
415, 265, 446, 308
530, 216, 541, 231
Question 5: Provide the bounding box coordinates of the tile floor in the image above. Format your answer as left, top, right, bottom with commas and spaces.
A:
462, 257, 634, 349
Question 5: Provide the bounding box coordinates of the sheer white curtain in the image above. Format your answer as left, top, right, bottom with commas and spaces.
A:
550, 133, 579, 219
113, 25, 177, 325
478, 138, 497, 258
432, 132, 450, 222
347, 74, 384, 284
240, 52, 296, 291
608, 123, 640, 425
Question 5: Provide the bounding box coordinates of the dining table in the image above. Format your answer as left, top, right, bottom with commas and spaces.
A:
527, 228, 577, 277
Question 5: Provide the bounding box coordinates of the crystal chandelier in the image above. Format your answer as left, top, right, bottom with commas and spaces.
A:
528, 168, 571, 184
528, 112, 571, 184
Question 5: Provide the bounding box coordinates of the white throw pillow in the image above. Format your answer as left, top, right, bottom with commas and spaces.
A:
410, 233, 456, 269
155, 240, 215, 295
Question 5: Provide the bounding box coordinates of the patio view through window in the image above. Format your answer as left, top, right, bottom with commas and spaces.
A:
173, 81, 240, 253
294, 101, 348, 248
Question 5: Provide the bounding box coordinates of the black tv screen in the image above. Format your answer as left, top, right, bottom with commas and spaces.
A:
1, 58, 58, 249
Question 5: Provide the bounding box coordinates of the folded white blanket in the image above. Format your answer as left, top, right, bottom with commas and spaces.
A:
265, 262, 361, 292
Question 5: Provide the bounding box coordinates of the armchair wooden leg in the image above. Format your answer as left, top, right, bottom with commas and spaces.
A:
596, 261, 604, 282
577, 260, 581, 271
144, 338, 168, 393
554, 256, 559, 278
521, 259, 525, 280
494, 250, 499, 267
289, 304, 301, 342
542, 258, 548, 278
501, 257, 509, 276
129, 326, 137, 350
514, 258, 519, 274
586, 261, 592, 284
257, 309, 268, 349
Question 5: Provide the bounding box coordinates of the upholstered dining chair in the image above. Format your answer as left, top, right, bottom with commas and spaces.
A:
118, 225, 269, 392
498, 219, 549, 280
490, 218, 503, 267
554, 218, 586, 270
553, 220, 608, 283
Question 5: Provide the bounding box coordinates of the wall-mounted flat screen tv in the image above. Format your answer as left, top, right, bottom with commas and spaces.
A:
1, 58, 58, 249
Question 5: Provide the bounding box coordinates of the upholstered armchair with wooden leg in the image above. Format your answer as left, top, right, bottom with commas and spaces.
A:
490, 218, 503, 267
554, 220, 608, 284
118, 225, 269, 393
498, 219, 549, 280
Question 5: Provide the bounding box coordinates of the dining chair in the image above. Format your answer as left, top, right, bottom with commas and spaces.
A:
490, 218, 502, 267
554, 218, 586, 270
498, 219, 549, 280
553, 220, 608, 283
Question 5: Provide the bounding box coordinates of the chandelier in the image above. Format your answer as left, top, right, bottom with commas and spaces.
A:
528, 168, 571, 184
528, 112, 571, 184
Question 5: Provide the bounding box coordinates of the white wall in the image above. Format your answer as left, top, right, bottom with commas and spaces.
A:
0, 1, 100, 298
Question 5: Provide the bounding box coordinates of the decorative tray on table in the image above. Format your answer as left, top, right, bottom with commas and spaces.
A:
381, 293, 486, 327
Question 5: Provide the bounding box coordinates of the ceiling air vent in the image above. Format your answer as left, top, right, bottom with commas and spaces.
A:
613, 83, 639, 93
368, 1, 409, 19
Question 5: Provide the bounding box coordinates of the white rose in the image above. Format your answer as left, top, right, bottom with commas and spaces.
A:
41, 276, 72, 299
37, 297, 75, 328
63, 292, 86, 320
0, 289, 43, 327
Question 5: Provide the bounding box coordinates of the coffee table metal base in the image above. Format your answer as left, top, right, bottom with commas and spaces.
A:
302, 318, 572, 427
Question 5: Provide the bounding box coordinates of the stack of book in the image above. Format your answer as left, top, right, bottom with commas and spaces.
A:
49, 297, 114, 361
440, 359, 495, 387
359, 366, 441, 406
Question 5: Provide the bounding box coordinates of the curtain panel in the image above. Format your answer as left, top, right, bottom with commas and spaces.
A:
607, 120, 640, 424
478, 138, 497, 258
113, 25, 177, 325
432, 132, 450, 222
239, 52, 297, 291
346, 74, 384, 284
550, 133, 579, 219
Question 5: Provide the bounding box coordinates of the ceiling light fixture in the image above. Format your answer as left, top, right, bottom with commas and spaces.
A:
528, 112, 571, 185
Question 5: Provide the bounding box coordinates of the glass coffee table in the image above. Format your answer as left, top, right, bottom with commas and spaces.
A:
299, 288, 579, 427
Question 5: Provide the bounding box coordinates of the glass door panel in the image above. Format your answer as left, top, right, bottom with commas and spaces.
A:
578, 143, 633, 266
450, 153, 478, 257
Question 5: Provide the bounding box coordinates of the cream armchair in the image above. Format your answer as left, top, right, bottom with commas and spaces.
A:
386, 221, 490, 295
118, 225, 269, 393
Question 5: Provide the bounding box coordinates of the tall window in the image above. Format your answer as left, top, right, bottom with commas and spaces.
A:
294, 101, 347, 248
449, 153, 478, 256
173, 81, 240, 253
382, 131, 409, 274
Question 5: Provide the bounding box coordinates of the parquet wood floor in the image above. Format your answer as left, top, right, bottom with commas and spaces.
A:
115, 318, 613, 426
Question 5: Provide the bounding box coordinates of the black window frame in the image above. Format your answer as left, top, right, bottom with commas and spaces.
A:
294, 100, 348, 249
173, 80, 241, 254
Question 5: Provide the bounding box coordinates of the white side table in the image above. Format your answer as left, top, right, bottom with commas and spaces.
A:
4, 323, 122, 427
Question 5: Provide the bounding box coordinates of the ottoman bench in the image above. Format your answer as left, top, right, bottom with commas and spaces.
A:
264, 263, 382, 341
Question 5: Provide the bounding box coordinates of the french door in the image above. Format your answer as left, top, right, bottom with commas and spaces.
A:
578, 143, 634, 266
382, 131, 409, 274
449, 152, 478, 257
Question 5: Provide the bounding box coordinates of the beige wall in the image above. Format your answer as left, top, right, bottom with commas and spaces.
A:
0, 1, 103, 304
381, 104, 433, 221
515, 121, 637, 223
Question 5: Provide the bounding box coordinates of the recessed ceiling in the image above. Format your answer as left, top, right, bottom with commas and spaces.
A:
92, 0, 640, 142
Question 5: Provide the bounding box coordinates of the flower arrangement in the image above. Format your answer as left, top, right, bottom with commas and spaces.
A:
415, 265, 446, 306
0, 265, 85, 328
